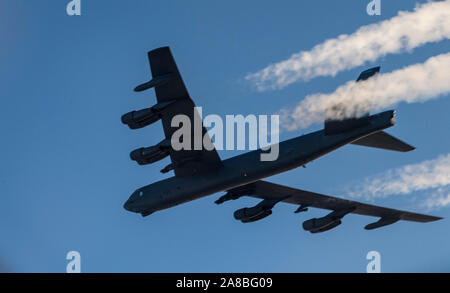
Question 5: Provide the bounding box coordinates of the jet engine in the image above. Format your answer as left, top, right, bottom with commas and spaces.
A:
130, 139, 171, 165
234, 206, 273, 223
234, 198, 283, 223
121, 100, 177, 129
302, 207, 355, 233
302, 217, 342, 233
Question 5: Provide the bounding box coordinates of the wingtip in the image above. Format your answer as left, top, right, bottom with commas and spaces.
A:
420, 215, 443, 223
403, 145, 416, 152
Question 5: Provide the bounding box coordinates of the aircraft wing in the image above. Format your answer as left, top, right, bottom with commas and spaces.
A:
229, 180, 441, 224
138, 47, 222, 177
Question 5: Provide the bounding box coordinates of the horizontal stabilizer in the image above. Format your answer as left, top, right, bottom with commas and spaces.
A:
351, 131, 415, 152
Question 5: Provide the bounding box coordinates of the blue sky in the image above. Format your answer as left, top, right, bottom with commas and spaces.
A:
0, 0, 449, 272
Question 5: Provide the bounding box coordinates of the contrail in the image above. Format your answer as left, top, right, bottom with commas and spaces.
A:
246, 0, 450, 91
346, 153, 450, 210
279, 52, 450, 131
422, 187, 450, 211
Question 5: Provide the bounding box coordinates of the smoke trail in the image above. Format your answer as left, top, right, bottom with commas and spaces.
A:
279, 52, 450, 131
422, 187, 450, 211
246, 1, 450, 91
346, 153, 450, 210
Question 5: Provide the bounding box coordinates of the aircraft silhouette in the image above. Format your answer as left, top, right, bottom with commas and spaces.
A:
122, 47, 441, 233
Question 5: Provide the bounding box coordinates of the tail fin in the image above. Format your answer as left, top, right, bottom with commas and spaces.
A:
324, 66, 380, 135
323, 66, 415, 152
356, 66, 380, 82
351, 131, 415, 152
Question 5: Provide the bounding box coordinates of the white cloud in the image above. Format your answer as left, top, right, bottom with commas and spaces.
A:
279, 52, 450, 131
346, 154, 450, 211
246, 0, 450, 91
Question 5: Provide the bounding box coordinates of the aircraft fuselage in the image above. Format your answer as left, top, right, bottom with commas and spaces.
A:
123, 110, 395, 216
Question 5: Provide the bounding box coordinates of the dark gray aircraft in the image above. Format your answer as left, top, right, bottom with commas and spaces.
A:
122, 47, 441, 233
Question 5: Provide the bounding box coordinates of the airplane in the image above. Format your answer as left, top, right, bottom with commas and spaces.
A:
122, 46, 442, 233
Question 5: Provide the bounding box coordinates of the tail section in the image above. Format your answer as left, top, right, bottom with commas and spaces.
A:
324, 66, 381, 135
356, 66, 380, 82
324, 115, 369, 135
351, 131, 415, 152
324, 66, 415, 152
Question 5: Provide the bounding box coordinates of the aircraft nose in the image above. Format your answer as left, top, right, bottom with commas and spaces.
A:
123, 199, 134, 212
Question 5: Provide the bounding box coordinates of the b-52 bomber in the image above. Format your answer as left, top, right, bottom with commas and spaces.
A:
122, 47, 441, 233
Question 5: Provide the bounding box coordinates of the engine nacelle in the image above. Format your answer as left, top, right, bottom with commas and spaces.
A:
302, 217, 342, 233
130, 146, 169, 165
121, 108, 160, 129
302, 207, 355, 233
130, 139, 171, 165
233, 198, 283, 223
234, 206, 272, 223
121, 100, 177, 130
